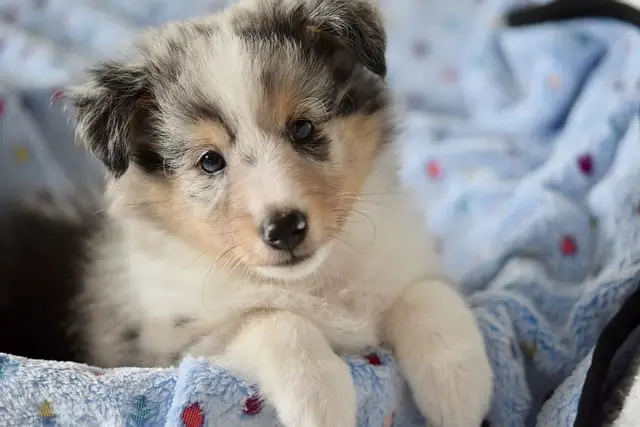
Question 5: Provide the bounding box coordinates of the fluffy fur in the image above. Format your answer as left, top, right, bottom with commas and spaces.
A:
0, 1, 493, 426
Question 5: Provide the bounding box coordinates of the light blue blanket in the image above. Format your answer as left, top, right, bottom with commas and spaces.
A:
1, 0, 640, 426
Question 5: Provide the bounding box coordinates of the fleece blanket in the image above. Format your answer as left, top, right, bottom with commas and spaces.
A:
1, 0, 640, 426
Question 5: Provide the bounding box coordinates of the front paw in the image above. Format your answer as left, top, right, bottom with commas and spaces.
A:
272, 355, 357, 427
213, 310, 357, 427
409, 344, 493, 427
383, 280, 493, 427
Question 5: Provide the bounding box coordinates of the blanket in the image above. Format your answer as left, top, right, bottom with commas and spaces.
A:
1, 0, 640, 425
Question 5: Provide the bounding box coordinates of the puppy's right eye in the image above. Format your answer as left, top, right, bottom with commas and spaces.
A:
288, 120, 315, 143
199, 151, 226, 174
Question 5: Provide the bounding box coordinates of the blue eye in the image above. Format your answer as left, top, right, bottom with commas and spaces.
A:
289, 120, 315, 142
199, 151, 226, 174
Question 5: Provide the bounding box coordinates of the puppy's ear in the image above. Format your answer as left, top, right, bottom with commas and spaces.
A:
67, 60, 155, 178
304, 0, 387, 78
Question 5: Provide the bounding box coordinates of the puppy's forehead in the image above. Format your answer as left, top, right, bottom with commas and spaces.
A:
141, 5, 386, 146
150, 23, 326, 122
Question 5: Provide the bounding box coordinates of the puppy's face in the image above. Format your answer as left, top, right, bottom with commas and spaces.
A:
69, 0, 393, 281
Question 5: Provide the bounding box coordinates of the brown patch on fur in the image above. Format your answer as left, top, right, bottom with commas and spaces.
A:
340, 113, 386, 190
326, 112, 387, 232
265, 84, 301, 128
190, 120, 235, 151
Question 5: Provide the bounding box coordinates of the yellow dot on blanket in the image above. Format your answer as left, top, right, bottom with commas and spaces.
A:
12, 146, 31, 164
522, 341, 538, 358
39, 400, 55, 418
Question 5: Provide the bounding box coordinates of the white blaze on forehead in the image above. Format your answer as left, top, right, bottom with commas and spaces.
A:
190, 27, 262, 127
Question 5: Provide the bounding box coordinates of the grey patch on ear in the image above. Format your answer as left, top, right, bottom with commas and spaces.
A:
306, 0, 387, 78
235, 0, 387, 78
66, 60, 157, 178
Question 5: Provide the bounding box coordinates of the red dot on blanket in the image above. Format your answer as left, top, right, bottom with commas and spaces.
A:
577, 154, 594, 175
560, 235, 577, 256
242, 396, 263, 415
0, 99, 5, 117
365, 353, 382, 366
181, 403, 204, 427
426, 160, 442, 179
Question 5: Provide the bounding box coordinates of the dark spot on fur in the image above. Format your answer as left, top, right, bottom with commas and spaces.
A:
292, 133, 330, 162
133, 140, 169, 176
234, 5, 309, 46
331, 60, 355, 87
182, 100, 236, 141
122, 327, 140, 342
0, 204, 103, 362
336, 76, 388, 116
174, 317, 192, 328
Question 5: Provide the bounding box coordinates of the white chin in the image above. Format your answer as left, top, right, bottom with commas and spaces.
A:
257, 246, 330, 281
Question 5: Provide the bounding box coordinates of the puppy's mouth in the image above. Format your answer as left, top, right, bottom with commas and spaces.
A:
256, 246, 330, 280
273, 252, 313, 267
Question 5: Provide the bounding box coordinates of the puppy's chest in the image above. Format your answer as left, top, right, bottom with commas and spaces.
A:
127, 272, 389, 361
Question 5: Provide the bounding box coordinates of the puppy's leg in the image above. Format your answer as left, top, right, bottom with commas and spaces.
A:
189, 311, 356, 427
382, 280, 493, 427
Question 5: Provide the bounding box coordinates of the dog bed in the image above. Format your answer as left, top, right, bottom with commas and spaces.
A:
1, 0, 640, 425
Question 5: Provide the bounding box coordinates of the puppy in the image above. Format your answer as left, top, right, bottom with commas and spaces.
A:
0, 0, 493, 425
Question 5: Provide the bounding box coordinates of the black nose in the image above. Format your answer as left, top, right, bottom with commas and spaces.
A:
261, 210, 308, 251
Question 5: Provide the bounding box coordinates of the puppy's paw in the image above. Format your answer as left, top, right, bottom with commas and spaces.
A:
273, 355, 356, 427
214, 310, 357, 427
409, 342, 492, 427
383, 280, 493, 427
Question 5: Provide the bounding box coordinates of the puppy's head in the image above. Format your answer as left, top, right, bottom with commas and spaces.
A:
68, 0, 393, 281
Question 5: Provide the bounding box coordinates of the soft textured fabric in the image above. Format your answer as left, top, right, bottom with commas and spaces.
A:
1, 0, 640, 426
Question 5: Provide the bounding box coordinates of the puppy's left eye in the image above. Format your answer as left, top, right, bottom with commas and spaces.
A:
288, 120, 315, 143
199, 151, 226, 174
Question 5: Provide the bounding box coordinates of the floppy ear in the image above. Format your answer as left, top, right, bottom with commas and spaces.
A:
304, 0, 387, 78
67, 60, 156, 178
